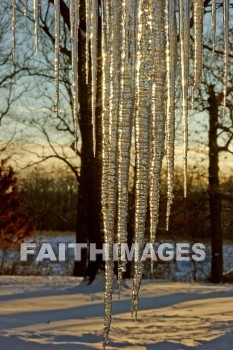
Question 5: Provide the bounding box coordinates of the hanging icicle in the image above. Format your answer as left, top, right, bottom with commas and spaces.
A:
102, 1, 116, 347
71, 0, 79, 151
179, 0, 190, 198
192, 0, 204, 96
223, 0, 229, 107
101, 0, 110, 250
69, 0, 74, 39
166, 0, 177, 230
90, 0, 98, 155
131, 0, 151, 319
117, 0, 135, 295
85, 0, 91, 84
12, 0, 16, 62
101, 2, 109, 344
117, 0, 129, 295
54, 0, 60, 112
24, 0, 28, 29
211, 0, 216, 66
33, 0, 39, 57
148, 0, 166, 273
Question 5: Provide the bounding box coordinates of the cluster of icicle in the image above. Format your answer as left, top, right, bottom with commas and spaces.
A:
12, 0, 230, 347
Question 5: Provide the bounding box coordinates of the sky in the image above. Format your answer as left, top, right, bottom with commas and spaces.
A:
0, 0, 232, 180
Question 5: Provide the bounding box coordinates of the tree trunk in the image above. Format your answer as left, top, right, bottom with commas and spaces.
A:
207, 85, 223, 283
0, 247, 6, 275
73, 0, 104, 282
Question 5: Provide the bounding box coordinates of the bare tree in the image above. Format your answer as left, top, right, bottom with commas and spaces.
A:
8, 0, 104, 281
192, 32, 233, 282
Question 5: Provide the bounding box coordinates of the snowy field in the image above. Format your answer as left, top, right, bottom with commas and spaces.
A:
0, 276, 233, 350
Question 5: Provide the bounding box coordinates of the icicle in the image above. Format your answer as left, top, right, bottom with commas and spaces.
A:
69, 0, 74, 39
90, 0, 98, 156
148, 0, 166, 274
180, 0, 190, 198
71, 0, 79, 151
102, 1, 115, 347
12, 0, 16, 62
102, 0, 123, 345
34, 0, 39, 57
101, 0, 109, 248
24, 0, 28, 29
131, 0, 153, 319
86, 0, 91, 84
117, 0, 134, 295
192, 0, 204, 96
117, 0, 128, 295
211, 0, 216, 66
54, 0, 60, 112
223, 0, 229, 107
70, 0, 78, 152
166, 0, 177, 230
101, 0, 111, 262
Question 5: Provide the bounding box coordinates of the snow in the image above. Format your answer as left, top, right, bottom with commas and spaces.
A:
0, 276, 233, 349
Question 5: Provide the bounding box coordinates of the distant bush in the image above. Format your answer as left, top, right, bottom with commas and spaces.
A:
0, 159, 35, 273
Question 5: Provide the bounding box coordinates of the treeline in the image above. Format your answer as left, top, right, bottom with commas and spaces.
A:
157, 174, 233, 241
19, 171, 78, 232
128, 170, 233, 242
18, 169, 233, 241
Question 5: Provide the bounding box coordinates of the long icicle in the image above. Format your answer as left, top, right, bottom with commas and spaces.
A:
117, 0, 134, 295
12, 0, 16, 62
131, 0, 151, 319
148, 0, 166, 273
71, 0, 79, 151
180, 0, 190, 198
101, 0, 110, 254
69, 0, 74, 40
102, 1, 117, 347
192, 0, 204, 96
223, 0, 229, 107
54, 0, 60, 112
211, 0, 216, 66
101, 2, 110, 344
85, 0, 91, 84
33, 0, 39, 57
24, 0, 28, 29
166, 0, 177, 230
90, 0, 98, 156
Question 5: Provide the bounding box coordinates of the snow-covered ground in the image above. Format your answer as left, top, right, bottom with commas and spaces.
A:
0, 276, 233, 350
